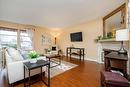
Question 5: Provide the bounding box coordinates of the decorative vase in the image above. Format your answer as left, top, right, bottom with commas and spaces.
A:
30, 58, 37, 63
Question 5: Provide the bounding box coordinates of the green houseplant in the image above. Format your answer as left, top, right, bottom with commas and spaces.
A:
28, 51, 39, 63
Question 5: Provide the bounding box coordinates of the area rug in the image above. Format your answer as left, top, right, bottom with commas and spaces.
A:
45, 60, 78, 78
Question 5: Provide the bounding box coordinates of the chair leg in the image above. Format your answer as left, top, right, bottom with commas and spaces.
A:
100, 72, 105, 87
100, 78, 103, 87
101, 80, 105, 87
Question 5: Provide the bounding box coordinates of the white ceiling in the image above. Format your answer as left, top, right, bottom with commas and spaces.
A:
0, 0, 125, 29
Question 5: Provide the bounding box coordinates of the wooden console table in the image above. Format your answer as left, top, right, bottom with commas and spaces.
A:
66, 47, 85, 60
104, 52, 128, 77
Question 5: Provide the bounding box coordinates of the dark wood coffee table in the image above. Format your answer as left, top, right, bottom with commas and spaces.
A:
44, 54, 61, 68
23, 60, 50, 87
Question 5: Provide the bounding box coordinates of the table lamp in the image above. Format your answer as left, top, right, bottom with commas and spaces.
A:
116, 29, 129, 54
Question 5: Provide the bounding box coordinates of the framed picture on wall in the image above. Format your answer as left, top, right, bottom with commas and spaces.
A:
42, 34, 51, 45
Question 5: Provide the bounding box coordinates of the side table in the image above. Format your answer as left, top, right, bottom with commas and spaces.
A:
23, 60, 50, 87
104, 52, 128, 78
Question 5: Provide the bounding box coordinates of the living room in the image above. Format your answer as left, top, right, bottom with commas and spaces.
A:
0, 0, 130, 87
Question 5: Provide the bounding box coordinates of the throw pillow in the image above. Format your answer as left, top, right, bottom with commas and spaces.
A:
7, 48, 24, 61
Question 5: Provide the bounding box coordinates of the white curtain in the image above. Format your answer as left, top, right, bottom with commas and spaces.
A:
27, 29, 34, 38
27, 28, 35, 50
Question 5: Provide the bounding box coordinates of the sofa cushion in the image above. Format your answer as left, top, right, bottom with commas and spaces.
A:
7, 48, 23, 61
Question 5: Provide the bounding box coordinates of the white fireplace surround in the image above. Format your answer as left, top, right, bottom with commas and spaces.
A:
97, 42, 128, 63
97, 42, 130, 74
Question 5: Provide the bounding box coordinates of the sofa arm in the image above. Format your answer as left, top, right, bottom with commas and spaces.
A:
7, 61, 24, 84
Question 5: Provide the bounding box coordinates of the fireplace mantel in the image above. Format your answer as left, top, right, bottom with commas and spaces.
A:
98, 38, 116, 43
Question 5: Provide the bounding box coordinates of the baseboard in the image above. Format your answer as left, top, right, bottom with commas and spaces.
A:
63, 55, 98, 63
85, 58, 98, 62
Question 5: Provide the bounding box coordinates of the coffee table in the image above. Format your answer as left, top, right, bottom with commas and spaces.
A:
44, 54, 61, 68
23, 60, 50, 87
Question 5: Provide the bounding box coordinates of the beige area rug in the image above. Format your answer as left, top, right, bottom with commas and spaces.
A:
45, 60, 78, 78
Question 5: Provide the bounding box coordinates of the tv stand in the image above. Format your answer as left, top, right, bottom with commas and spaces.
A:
66, 47, 85, 60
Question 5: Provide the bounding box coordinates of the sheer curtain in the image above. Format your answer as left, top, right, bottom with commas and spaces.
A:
20, 28, 34, 51
27, 28, 34, 50
27, 29, 34, 39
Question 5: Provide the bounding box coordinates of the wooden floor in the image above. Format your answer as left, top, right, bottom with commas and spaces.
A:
0, 57, 103, 87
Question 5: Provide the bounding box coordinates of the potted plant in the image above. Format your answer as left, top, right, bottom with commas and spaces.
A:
28, 51, 39, 63
94, 35, 102, 43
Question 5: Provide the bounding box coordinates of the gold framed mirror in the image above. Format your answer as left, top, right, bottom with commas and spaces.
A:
103, 3, 126, 38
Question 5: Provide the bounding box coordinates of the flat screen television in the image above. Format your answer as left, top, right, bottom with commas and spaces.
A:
70, 32, 83, 42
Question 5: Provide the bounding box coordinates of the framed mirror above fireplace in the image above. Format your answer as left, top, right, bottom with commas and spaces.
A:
103, 3, 126, 38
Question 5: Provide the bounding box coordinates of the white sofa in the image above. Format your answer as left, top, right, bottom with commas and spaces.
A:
5, 49, 46, 84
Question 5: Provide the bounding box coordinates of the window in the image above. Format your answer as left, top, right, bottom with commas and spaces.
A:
20, 30, 33, 50
0, 27, 34, 51
0, 28, 17, 49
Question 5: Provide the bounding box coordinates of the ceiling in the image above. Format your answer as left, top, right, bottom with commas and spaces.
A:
0, 0, 125, 29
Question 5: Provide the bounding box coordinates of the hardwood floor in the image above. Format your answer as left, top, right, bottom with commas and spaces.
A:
0, 57, 103, 87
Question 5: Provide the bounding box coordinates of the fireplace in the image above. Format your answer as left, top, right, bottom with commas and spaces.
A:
97, 43, 122, 63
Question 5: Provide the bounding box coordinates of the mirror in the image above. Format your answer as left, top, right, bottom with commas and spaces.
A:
103, 3, 126, 38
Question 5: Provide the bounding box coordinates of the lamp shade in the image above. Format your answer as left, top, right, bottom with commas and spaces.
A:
116, 29, 129, 41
